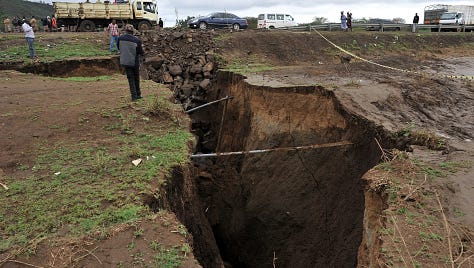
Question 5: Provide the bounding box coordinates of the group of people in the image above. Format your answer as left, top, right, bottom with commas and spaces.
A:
3, 16, 36, 33
3, 15, 58, 33
340, 11, 420, 33
3, 14, 58, 62
340, 11, 353, 32
42, 15, 58, 32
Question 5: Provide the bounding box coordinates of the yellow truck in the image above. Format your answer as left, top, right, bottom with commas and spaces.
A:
53, 0, 158, 32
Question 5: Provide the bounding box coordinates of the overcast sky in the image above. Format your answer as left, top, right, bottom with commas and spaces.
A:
31, 0, 473, 27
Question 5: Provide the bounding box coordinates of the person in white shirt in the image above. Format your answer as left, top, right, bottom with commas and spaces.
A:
22, 20, 36, 59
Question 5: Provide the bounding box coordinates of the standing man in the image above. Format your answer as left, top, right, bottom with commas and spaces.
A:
51, 15, 57, 32
117, 24, 144, 101
3, 17, 12, 33
107, 19, 119, 52
47, 16, 52, 32
42, 16, 48, 32
340, 11, 347, 31
412, 13, 419, 33
158, 18, 163, 29
22, 20, 36, 59
12, 16, 19, 32
347, 12, 352, 32
30, 16, 38, 32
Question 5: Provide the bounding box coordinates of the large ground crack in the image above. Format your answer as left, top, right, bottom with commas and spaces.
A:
184, 72, 385, 267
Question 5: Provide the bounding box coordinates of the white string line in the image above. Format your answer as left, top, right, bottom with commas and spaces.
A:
312, 29, 474, 81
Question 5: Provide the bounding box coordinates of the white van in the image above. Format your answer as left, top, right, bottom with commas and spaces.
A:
257, 13, 297, 29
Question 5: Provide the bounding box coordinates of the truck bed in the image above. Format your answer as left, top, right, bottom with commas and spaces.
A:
54, 2, 133, 20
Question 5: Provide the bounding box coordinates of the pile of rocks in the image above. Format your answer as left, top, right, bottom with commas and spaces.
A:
141, 29, 220, 109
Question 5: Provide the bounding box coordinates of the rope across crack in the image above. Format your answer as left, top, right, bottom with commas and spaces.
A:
312, 29, 474, 81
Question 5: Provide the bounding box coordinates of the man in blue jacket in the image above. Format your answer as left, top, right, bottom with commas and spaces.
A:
117, 24, 144, 101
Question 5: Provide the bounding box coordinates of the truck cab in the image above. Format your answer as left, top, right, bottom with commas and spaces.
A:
132, 0, 157, 30
439, 12, 464, 25
133, 1, 156, 20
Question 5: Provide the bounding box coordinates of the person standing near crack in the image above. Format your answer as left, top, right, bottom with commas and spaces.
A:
4, 17, 12, 33
22, 19, 36, 59
340, 11, 348, 31
117, 24, 144, 101
412, 13, 420, 33
107, 19, 119, 53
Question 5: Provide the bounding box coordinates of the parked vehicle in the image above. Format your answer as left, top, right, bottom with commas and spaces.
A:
257, 13, 297, 29
365, 19, 402, 31
53, 0, 158, 32
187, 12, 248, 30
424, 4, 474, 31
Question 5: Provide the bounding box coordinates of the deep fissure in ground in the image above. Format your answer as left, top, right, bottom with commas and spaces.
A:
165, 71, 386, 267
16, 60, 387, 267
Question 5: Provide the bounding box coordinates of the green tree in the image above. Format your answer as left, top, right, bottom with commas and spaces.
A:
392, 17, 406, 24
245, 17, 257, 29
353, 17, 368, 23
176, 16, 194, 28
311, 17, 328, 25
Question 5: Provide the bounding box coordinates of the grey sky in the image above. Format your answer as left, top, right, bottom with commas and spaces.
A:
30, 0, 473, 27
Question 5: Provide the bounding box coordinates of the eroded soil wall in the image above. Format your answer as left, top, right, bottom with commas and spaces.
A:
188, 72, 384, 267
2, 57, 121, 77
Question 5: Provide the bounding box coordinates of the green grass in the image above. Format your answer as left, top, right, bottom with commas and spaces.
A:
0, 103, 194, 253
1, 36, 110, 63
439, 161, 472, 173
152, 245, 188, 268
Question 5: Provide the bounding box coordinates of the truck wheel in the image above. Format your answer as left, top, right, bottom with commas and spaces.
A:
79, 20, 95, 32
138, 21, 152, 31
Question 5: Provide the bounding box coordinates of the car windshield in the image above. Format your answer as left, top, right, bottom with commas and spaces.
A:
440, 12, 457, 20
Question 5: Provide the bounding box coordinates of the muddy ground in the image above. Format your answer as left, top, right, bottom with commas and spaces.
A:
1, 30, 474, 267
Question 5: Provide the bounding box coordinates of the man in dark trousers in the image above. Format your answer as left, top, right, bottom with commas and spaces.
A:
412, 13, 419, 33
117, 24, 144, 101
158, 18, 163, 29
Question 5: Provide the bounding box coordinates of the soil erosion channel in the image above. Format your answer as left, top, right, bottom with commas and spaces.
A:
144, 30, 473, 268
139, 30, 401, 267
185, 72, 382, 267
140, 30, 471, 268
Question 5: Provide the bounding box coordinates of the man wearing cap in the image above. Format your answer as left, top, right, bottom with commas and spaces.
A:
117, 24, 144, 101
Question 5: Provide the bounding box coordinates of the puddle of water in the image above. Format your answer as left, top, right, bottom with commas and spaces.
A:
431, 57, 474, 77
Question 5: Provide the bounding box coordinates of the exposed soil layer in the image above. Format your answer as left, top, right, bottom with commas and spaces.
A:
186, 71, 387, 267
0, 57, 121, 77
137, 30, 472, 267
